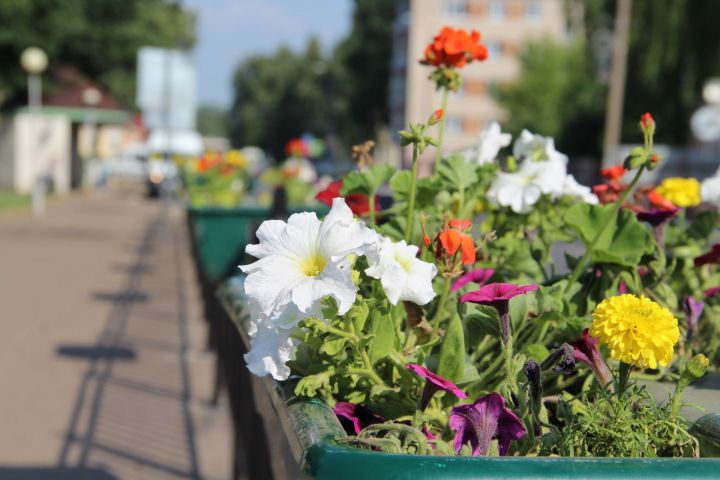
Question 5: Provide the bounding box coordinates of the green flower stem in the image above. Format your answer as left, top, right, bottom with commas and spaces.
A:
563, 165, 646, 297
312, 322, 360, 343
503, 332, 517, 393
433, 87, 449, 172
405, 145, 419, 243
359, 349, 385, 386
368, 190, 377, 226
431, 276, 453, 330
616, 361, 631, 397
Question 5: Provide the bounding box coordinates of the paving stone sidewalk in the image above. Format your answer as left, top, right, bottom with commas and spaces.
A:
0, 185, 234, 479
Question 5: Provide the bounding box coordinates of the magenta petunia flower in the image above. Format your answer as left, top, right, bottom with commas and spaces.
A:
570, 328, 611, 387
695, 244, 720, 267
449, 392, 526, 456
333, 402, 384, 435
460, 282, 538, 344
704, 286, 720, 299
407, 363, 467, 410
451, 268, 495, 292
682, 296, 704, 342
635, 207, 680, 227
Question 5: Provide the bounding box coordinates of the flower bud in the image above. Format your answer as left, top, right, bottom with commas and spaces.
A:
685, 354, 710, 381
623, 147, 648, 170
505, 155, 517, 173
640, 112, 655, 135
428, 108, 444, 126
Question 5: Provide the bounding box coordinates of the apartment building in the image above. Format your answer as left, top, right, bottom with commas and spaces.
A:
390, 0, 567, 171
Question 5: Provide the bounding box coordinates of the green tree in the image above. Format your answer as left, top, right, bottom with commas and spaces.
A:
622, 0, 720, 143
0, 0, 195, 108
229, 38, 333, 159
197, 105, 228, 137
332, 0, 396, 147
494, 39, 606, 156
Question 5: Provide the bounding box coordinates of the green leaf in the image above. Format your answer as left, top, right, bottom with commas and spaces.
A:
564, 203, 654, 267
319, 338, 347, 356
294, 370, 332, 397
437, 313, 465, 382
437, 154, 478, 194
688, 211, 718, 240
346, 299, 370, 333
342, 164, 396, 196
368, 311, 395, 364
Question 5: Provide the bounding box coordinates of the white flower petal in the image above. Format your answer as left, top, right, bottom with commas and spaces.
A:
244, 326, 297, 380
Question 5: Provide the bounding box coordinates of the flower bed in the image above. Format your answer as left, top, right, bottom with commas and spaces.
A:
214, 25, 720, 469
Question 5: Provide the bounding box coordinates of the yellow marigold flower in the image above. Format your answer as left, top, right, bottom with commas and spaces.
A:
590, 294, 679, 369
656, 177, 701, 207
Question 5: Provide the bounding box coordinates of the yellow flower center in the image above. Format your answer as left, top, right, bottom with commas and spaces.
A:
300, 252, 327, 277
395, 251, 413, 272
590, 294, 679, 369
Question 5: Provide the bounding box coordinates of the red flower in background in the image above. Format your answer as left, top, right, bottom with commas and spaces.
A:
421, 27, 488, 69
601, 165, 627, 182
315, 179, 379, 217
592, 183, 624, 204
695, 244, 720, 268
285, 138, 309, 158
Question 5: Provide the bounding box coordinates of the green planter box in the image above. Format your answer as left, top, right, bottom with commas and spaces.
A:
217, 276, 720, 479
187, 203, 329, 285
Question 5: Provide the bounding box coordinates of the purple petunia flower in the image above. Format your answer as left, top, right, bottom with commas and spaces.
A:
449, 392, 526, 456
695, 244, 720, 268
636, 207, 680, 227
705, 286, 720, 299
460, 282, 538, 345
333, 402, 384, 435
682, 296, 704, 342
570, 328, 612, 387
407, 363, 467, 410
451, 268, 495, 292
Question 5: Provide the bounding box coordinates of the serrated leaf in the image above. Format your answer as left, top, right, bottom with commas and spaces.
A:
342, 164, 396, 196
437, 154, 478, 193
437, 313, 465, 382
346, 299, 370, 333
294, 370, 332, 398
564, 203, 654, 267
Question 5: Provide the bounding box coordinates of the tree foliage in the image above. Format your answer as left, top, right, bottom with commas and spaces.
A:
494, 39, 606, 156
197, 105, 228, 137
0, 0, 195, 108
228, 38, 334, 160
228, 0, 395, 160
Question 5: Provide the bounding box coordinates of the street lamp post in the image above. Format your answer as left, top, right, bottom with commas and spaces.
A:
82, 87, 101, 189
20, 47, 49, 217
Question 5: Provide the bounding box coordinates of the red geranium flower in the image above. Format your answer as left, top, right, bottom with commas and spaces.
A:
640, 112, 654, 129
647, 189, 676, 210
421, 27, 488, 69
601, 164, 627, 182
285, 138, 308, 158
315, 179, 379, 217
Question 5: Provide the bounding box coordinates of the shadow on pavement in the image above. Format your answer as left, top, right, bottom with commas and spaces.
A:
55, 209, 202, 479
0, 466, 117, 479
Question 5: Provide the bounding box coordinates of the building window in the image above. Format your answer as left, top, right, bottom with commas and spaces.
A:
526, 1, 541, 19
488, 40, 503, 59
489, 0, 505, 20
445, 116, 463, 135
443, 0, 468, 16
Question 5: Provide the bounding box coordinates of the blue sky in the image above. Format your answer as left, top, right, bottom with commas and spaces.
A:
184, 0, 353, 107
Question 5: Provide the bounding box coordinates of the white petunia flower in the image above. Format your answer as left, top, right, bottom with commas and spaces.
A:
365, 237, 438, 306
513, 129, 568, 164
557, 174, 598, 204
240, 198, 377, 321
701, 176, 720, 206
487, 159, 567, 213
241, 197, 377, 323
244, 325, 298, 380
464, 122, 512, 165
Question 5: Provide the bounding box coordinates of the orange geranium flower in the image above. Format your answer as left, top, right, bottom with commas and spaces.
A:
421, 27, 488, 69
648, 189, 676, 210
438, 219, 475, 264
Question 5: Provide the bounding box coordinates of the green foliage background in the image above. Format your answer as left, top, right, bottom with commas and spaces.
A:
0, 0, 195, 109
